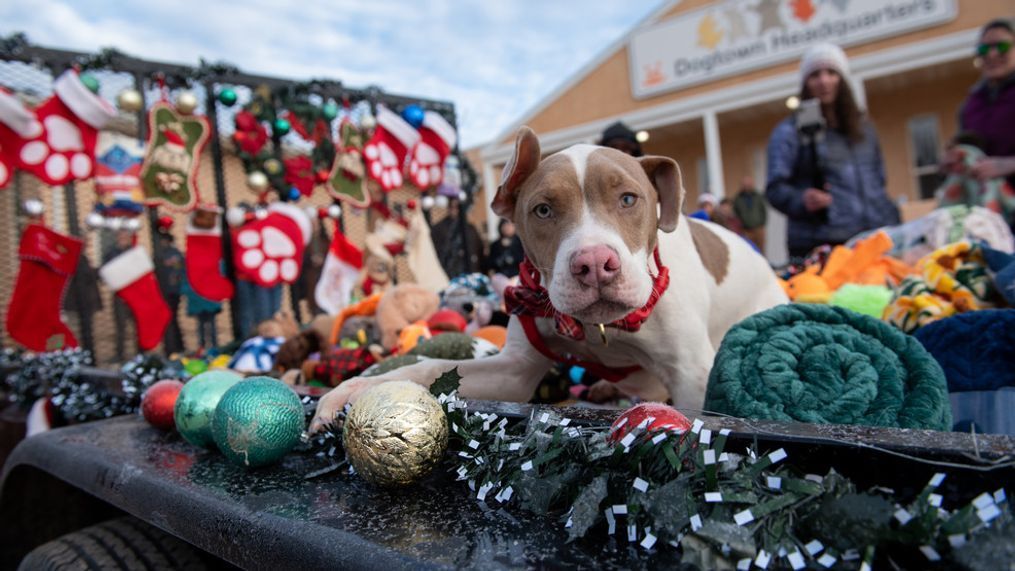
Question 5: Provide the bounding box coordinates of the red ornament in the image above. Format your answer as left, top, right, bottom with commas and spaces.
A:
142, 379, 184, 430
607, 402, 691, 444
157, 215, 174, 231
283, 155, 315, 196
406, 199, 417, 210
315, 169, 330, 184
233, 110, 269, 155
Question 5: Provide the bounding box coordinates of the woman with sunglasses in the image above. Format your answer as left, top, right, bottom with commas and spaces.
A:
954, 18, 1015, 227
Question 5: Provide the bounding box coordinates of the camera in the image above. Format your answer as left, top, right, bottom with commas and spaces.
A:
794, 98, 825, 141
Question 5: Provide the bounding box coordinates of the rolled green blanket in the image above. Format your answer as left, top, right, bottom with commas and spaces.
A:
704, 304, 951, 430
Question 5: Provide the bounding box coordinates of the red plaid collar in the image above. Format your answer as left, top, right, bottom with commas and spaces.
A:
504, 247, 670, 341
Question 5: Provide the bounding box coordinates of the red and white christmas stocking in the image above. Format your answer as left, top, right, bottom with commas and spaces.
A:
0, 69, 116, 185
408, 111, 456, 189
5, 223, 83, 351
98, 246, 171, 351
314, 227, 364, 315
186, 205, 234, 301
363, 106, 420, 192
233, 203, 312, 287
0, 87, 37, 188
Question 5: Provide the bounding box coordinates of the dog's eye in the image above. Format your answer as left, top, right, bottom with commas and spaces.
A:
620, 193, 638, 208
533, 203, 553, 219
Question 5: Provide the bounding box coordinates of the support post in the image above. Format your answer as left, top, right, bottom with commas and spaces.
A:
703, 110, 726, 199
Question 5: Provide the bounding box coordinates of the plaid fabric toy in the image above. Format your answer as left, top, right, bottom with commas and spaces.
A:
314, 346, 376, 387
883, 242, 999, 332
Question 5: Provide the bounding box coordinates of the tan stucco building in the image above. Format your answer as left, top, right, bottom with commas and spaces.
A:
476, 0, 1012, 264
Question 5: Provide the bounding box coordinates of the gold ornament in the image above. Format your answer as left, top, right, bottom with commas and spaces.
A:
246, 171, 270, 193
343, 381, 448, 487
175, 91, 199, 115
263, 158, 284, 176
116, 88, 144, 113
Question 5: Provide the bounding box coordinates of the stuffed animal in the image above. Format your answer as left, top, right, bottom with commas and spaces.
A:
427, 308, 468, 333
782, 231, 916, 302
358, 218, 407, 296
440, 273, 501, 332
397, 321, 432, 354
337, 315, 380, 347
327, 293, 384, 348
408, 332, 499, 360
275, 313, 334, 374
375, 283, 440, 350
275, 328, 324, 372
358, 251, 394, 297
228, 311, 299, 373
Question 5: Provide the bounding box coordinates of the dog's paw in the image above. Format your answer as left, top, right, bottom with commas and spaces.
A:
308, 376, 383, 433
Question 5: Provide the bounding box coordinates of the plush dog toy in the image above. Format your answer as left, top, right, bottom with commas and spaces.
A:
375, 283, 440, 350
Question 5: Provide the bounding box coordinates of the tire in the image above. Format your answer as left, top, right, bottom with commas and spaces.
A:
18, 516, 207, 571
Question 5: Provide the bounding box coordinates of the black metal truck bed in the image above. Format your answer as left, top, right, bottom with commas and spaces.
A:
2, 402, 1013, 570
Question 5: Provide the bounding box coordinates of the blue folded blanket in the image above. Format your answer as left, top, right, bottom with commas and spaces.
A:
913, 309, 1015, 392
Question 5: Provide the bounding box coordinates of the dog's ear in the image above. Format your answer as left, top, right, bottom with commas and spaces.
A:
492, 126, 541, 219
639, 156, 684, 233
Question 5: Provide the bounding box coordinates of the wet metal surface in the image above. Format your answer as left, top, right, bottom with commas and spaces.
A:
2, 403, 1014, 570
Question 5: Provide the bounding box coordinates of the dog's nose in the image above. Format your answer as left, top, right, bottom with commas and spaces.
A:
570, 245, 621, 288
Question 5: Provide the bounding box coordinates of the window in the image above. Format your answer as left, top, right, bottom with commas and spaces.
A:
907, 115, 945, 200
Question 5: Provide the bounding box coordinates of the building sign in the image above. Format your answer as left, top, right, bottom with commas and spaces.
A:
629, 0, 957, 98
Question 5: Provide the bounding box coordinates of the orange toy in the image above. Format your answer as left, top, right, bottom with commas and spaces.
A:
472, 325, 508, 350
783, 266, 832, 302
397, 321, 432, 354
783, 231, 918, 301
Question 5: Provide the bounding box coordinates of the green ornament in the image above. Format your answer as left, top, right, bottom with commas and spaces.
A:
322, 102, 339, 121
174, 370, 243, 448
79, 73, 100, 94
217, 87, 238, 107
211, 377, 304, 468
273, 118, 291, 136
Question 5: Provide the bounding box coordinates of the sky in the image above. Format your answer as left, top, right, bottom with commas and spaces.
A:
0, 0, 665, 149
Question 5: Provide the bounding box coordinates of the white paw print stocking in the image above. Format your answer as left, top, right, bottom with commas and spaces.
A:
408, 111, 456, 189
363, 105, 420, 192
0, 88, 38, 188
0, 70, 116, 186
232, 203, 312, 288
0, 140, 11, 188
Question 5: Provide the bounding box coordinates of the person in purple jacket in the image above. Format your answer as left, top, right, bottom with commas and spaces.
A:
953, 19, 1015, 226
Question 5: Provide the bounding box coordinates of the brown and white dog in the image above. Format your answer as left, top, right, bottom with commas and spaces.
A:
310, 127, 786, 431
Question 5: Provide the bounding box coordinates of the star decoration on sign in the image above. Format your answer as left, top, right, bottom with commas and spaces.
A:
723, 8, 750, 44
753, 0, 787, 34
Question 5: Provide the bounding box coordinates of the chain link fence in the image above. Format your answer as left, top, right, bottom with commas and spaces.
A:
0, 38, 482, 366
